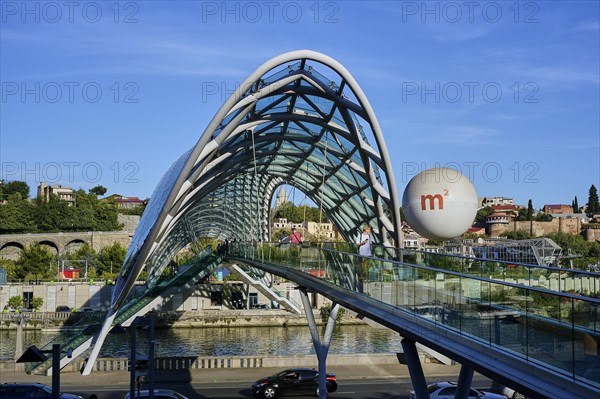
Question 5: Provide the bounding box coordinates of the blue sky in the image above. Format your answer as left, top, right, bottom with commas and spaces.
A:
1, 1, 598, 209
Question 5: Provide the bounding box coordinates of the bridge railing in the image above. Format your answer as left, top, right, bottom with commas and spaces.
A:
321, 242, 600, 297
229, 241, 600, 391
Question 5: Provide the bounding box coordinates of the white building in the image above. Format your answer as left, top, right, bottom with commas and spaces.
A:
479, 196, 514, 208
37, 182, 75, 205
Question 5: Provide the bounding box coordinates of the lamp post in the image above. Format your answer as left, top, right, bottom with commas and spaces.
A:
16, 343, 72, 399
127, 315, 155, 399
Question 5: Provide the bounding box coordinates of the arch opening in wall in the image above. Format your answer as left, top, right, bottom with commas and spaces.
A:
0, 242, 24, 261
38, 240, 60, 256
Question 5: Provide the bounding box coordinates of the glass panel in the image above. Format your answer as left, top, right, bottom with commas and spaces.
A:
226, 242, 600, 390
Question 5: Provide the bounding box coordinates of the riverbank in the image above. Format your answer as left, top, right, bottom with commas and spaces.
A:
0, 353, 460, 383
0, 309, 366, 330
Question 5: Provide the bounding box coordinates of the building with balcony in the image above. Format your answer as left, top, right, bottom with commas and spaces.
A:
37, 182, 75, 205
479, 196, 514, 208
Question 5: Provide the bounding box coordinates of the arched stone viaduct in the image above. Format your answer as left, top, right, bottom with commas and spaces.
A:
0, 231, 133, 260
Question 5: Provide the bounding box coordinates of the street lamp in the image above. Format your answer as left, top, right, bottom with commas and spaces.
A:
116, 315, 156, 399
17, 344, 73, 399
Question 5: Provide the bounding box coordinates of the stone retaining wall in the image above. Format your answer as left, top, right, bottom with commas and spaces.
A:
0, 354, 413, 374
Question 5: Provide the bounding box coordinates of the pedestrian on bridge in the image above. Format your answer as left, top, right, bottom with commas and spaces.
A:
356, 225, 373, 289
290, 228, 303, 244
357, 225, 372, 257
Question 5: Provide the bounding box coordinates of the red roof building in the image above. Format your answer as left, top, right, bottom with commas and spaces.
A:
543, 204, 573, 214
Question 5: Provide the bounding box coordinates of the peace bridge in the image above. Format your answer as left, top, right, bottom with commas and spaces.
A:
16, 51, 600, 399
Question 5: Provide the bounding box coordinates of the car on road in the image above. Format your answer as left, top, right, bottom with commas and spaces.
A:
251, 368, 337, 398
489, 381, 527, 399
252, 304, 270, 309
409, 382, 506, 399
123, 389, 189, 399
56, 305, 71, 312
0, 383, 83, 399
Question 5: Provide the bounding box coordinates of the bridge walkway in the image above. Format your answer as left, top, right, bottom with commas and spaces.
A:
228, 242, 600, 399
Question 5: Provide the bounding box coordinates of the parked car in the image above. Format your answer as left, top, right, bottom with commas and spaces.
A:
489, 381, 527, 399
0, 383, 83, 399
124, 389, 188, 399
251, 368, 337, 398
409, 382, 506, 399
252, 304, 270, 309
56, 305, 71, 312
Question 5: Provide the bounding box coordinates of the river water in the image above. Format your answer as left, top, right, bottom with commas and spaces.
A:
0, 325, 403, 360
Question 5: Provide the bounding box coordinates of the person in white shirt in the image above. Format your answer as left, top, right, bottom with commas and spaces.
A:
357, 225, 372, 256
356, 225, 372, 288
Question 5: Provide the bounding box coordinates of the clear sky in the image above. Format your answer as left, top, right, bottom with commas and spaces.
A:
1, 1, 598, 209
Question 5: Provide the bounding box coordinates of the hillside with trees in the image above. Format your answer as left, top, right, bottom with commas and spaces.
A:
0, 241, 127, 282
0, 181, 122, 234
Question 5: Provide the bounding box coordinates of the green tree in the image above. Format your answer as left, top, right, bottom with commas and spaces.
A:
31, 297, 44, 311
93, 200, 122, 231
545, 232, 600, 269
98, 242, 126, 276
0, 180, 30, 199
319, 304, 345, 322
16, 242, 55, 280
587, 184, 600, 215
274, 201, 325, 223
71, 190, 122, 231
33, 195, 73, 232
64, 243, 100, 277
89, 185, 107, 196
0, 192, 35, 233
474, 206, 493, 224
516, 207, 528, 221
8, 295, 23, 310
535, 212, 553, 222
503, 230, 532, 240
573, 196, 579, 213
526, 199, 534, 221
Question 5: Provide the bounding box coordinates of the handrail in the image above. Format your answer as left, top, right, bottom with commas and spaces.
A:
228, 241, 600, 396
372, 243, 600, 277
319, 247, 600, 304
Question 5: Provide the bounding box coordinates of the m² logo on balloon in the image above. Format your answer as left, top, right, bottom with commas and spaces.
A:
420, 190, 449, 211
403, 169, 477, 240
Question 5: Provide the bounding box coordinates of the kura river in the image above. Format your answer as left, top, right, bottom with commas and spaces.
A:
0, 325, 403, 360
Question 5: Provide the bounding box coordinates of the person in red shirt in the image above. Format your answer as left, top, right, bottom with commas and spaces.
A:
290, 227, 303, 244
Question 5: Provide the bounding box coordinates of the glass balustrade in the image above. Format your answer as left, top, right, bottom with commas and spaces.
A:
229, 242, 600, 390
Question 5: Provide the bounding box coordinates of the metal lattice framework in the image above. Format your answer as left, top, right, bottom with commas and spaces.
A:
84, 50, 402, 372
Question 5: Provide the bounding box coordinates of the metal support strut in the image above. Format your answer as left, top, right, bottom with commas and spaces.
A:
400, 338, 428, 399
299, 287, 339, 399
455, 365, 474, 399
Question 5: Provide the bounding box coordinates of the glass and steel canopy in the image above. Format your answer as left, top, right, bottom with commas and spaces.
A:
83, 51, 402, 373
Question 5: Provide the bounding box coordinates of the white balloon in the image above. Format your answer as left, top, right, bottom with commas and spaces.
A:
402, 168, 478, 240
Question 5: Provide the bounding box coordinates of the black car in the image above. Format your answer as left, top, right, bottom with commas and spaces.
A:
251, 368, 337, 398
0, 383, 82, 399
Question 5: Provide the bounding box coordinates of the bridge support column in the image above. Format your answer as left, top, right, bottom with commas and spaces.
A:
299, 287, 338, 399
455, 365, 474, 399
400, 338, 428, 399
